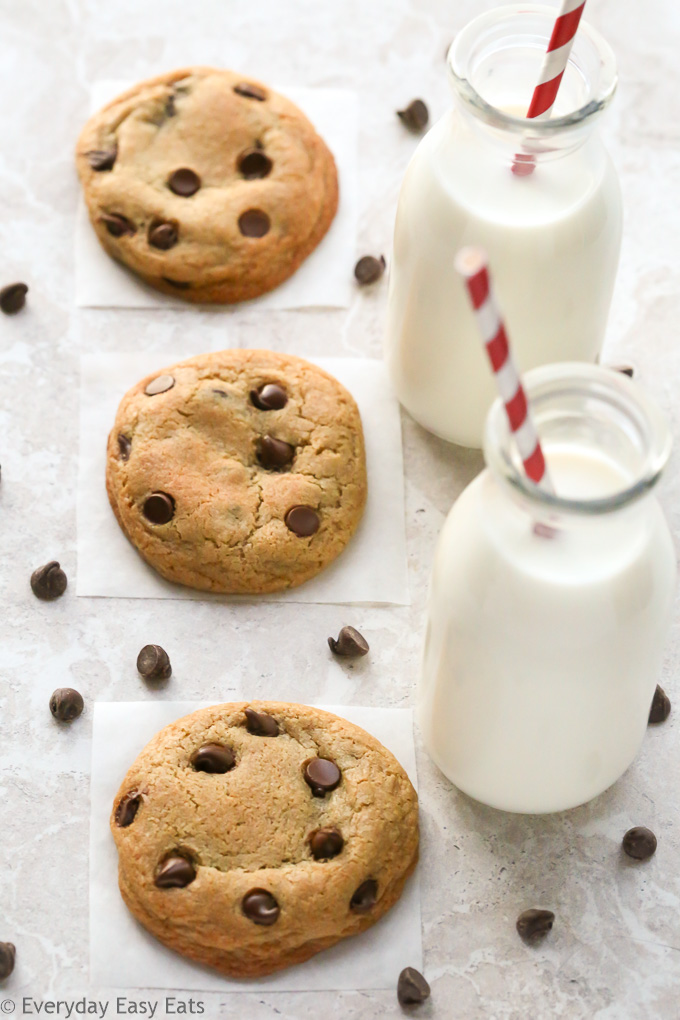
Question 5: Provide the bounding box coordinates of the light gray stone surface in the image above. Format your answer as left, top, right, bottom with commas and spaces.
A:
1, 1, 679, 1017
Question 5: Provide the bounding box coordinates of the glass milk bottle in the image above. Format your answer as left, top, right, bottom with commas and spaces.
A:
419, 364, 676, 814
385, 4, 623, 448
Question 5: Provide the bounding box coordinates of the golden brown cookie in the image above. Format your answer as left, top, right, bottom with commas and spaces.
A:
76, 67, 339, 302
106, 350, 367, 594
111, 702, 419, 978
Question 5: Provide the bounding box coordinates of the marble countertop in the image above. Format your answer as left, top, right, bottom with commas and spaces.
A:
1, 0, 679, 1017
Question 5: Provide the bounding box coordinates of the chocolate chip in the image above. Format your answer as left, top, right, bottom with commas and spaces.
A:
309, 827, 344, 860
397, 99, 429, 132
354, 255, 386, 285
148, 221, 178, 250
285, 505, 320, 537
244, 707, 279, 736
622, 826, 657, 860
101, 213, 136, 237
238, 209, 270, 237
350, 879, 378, 913
0, 943, 15, 981
516, 908, 555, 940
117, 434, 131, 460
0, 282, 28, 314
155, 855, 196, 888
87, 147, 117, 171
609, 364, 634, 378
49, 688, 84, 722
165, 94, 177, 118
256, 435, 295, 470
328, 626, 369, 657
31, 561, 67, 600
238, 148, 273, 179
649, 684, 671, 724
115, 791, 142, 827
250, 383, 288, 410
234, 82, 267, 101
242, 889, 279, 925
145, 374, 175, 395
161, 277, 191, 289
303, 757, 341, 797
168, 168, 201, 196
137, 644, 172, 681
397, 967, 431, 1006
191, 743, 235, 773
143, 492, 175, 524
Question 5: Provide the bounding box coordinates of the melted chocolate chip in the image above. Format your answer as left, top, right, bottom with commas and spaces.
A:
136, 644, 172, 681
0, 943, 15, 981
31, 561, 67, 600
0, 282, 28, 314
101, 213, 136, 237
328, 626, 369, 657
622, 826, 657, 861
49, 688, 84, 722
144, 374, 175, 395
303, 757, 341, 797
242, 889, 279, 925
256, 435, 295, 470
234, 82, 267, 101
165, 94, 177, 118
350, 879, 378, 913
168, 168, 201, 196
148, 221, 178, 250
155, 855, 196, 888
397, 967, 431, 1006
161, 277, 191, 289
649, 684, 671, 724
238, 148, 273, 179
115, 791, 142, 827
285, 505, 320, 537
397, 99, 429, 132
250, 383, 288, 410
117, 434, 131, 460
516, 908, 555, 939
87, 147, 117, 171
238, 209, 270, 237
309, 827, 344, 860
143, 492, 175, 524
191, 743, 235, 774
244, 707, 279, 736
354, 255, 386, 285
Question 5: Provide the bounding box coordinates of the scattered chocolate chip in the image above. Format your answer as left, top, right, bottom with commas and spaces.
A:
250, 383, 288, 410
101, 213, 136, 237
516, 908, 555, 940
0, 282, 28, 314
0, 942, 15, 981
397, 99, 429, 132
309, 827, 344, 860
145, 374, 175, 395
137, 644, 172, 681
242, 888, 279, 924
609, 364, 634, 378
328, 626, 369, 657
117, 434, 131, 460
397, 967, 431, 1006
155, 855, 196, 888
31, 561, 67, 600
303, 757, 341, 797
244, 707, 279, 736
143, 492, 175, 524
350, 879, 378, 913
191, 743, 235, 774
238, 209, 270, 237
238, 148, 273, 179
49, 688, 84, 722
285, 505, 320, 537
168, 168, 201, 196
354, 255, 386, 285
87, 147, 117, 171
234, 82, 267, 101
649, 684, 671, 724
256, 435, 295, 470
148, 221, 178, 250
622, 826, 657, 861
115, 791, 142, 828
161, 276, 191, 289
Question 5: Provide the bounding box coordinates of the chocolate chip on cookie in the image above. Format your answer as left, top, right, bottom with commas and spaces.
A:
101, 213, 136, 237
244, 707, 279, 736
250, 382, 288, 410
115, 792, 142, 828
303, 757, 341, 797
242, 889, 280, 925
350, 879, 378, 913
145, 374, 175, 395
309, 827, 344, 860
87, 147, 117, 171
148, 221, 179, 250
191, 743, 236, 773
143, 492, 175, 524
285, 505, 320, 537
155, 855, 196, 888
117, 434, 132, 460
168, 168, 201, 196
238, 209, 271, 237
161, 277, 191, 289
238, 148, 273, 180
256, 435, 295, 470
233, 82, 267, 101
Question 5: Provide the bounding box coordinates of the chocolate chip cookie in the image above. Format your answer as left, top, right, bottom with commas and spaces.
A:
106, 350, 367, 594
111, 702, 419, 978
76, 67, 339, 303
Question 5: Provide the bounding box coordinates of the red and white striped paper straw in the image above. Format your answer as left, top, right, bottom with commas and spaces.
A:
455, 247, 554, 493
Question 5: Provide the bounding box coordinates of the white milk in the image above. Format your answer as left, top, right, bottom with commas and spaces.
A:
419, 441, 676, 814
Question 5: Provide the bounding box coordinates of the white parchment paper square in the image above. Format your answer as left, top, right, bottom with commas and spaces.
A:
77, 354, 409, 605
75, 81, 358, 310
90, 702, 421, 991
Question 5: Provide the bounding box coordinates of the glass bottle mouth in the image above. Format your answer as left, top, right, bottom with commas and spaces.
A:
447, 3, 618, 142
484, 363, 672, 516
